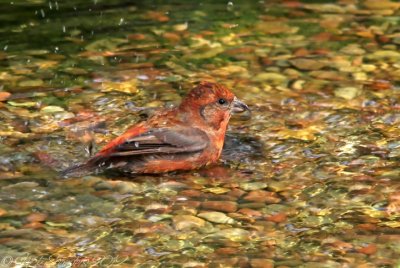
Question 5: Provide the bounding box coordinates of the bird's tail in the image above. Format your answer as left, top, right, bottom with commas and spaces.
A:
60, 163, 94, 177
60, 156, 105, 178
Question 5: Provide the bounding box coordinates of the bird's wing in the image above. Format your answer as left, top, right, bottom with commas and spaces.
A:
108, 127, 209, 157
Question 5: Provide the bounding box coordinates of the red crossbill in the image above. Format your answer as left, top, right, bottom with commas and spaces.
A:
63, 81, 250, 176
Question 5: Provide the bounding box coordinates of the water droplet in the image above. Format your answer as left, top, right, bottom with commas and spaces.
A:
62, 25, 66, 33
4, 45, 8, 51
40, 9, 45, 18
49, 1, 52, 10
227, 1, 234, 11
119, 18, 124, 25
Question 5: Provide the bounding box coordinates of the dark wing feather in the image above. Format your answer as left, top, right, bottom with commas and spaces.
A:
61, 127, 209, 177
109, 127, 209, 157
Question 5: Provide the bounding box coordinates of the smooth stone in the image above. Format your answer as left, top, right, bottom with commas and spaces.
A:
94, 181, 114, 191
364, 0, 400, 10
265, 212, 287, 223
243, 190, 281, 204
310, 71, 345, 81
40, 106, 65, 113
18, 79, 44, 87
101, 79, 138, 94
26, 212, 48, 223
198, 211, 235, 224
201, 201, 237, 213
361, 64, 376, 72
239, 182, 268, 191
289, 58, 326, 70
340, 44, 365, 55
291, 80, 306, 90
250, 259, 274, 268
367, 50, 400, 62
173, 22, 188, 31
172, 215, 205, 230
334, 86, 361, 100
352, 72, 367, 81
304, 3, 345, 13
7, 101, 38, 107
115, 181, 141, 194
0, 92, 11, 101
208, 228, 250, 242
253, 72, 287, 86
238, 208, 263, 217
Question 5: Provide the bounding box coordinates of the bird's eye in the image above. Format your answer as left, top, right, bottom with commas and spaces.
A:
218, 98, 227, 105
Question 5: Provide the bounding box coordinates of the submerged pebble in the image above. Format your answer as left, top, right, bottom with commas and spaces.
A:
198, 211, 235, 224
208, 228, 250, 242
334, 86, 362, 100
0, 1, 399, 267
172, 215, 205, 230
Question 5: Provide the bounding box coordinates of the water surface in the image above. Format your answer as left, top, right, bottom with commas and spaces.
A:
0, 0, 400, 267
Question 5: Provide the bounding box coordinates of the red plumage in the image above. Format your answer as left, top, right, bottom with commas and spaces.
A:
62, 81, 250, 176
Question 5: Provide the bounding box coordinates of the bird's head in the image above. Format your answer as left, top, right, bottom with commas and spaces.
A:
179, 81, 250, 130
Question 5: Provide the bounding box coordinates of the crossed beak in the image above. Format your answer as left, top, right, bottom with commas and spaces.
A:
231, 97, 250, 115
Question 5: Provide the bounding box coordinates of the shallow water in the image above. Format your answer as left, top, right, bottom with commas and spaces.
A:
0, 0, 400, 267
